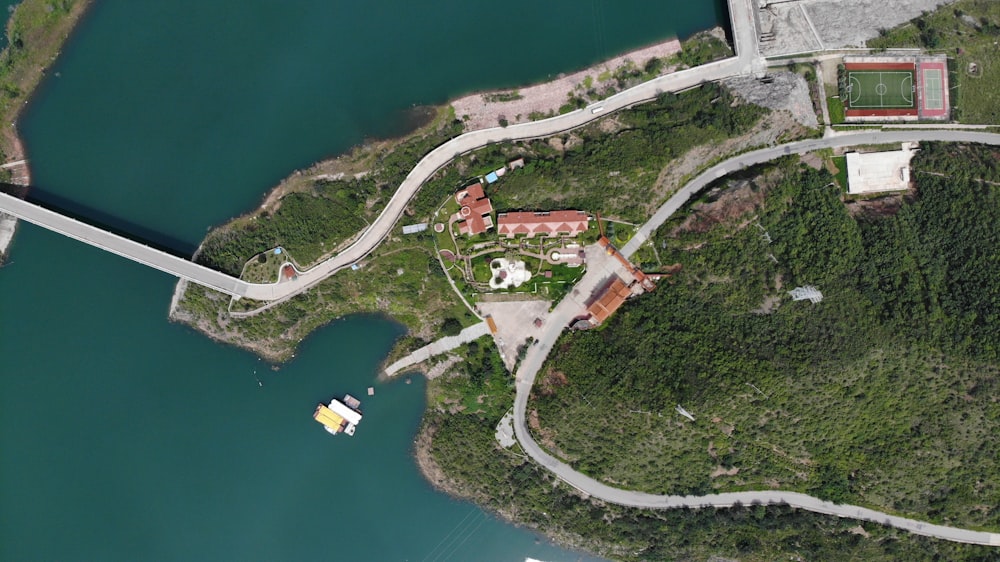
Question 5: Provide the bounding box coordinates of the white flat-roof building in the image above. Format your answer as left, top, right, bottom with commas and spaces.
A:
846, 143, 917, 195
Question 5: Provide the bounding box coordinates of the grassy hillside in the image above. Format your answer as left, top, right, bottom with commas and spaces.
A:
868, 0, 1000, 123
0, 0, 91, 159
531, 143, 1000, 529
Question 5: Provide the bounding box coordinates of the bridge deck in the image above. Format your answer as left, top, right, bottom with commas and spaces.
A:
0, 191, 250, 298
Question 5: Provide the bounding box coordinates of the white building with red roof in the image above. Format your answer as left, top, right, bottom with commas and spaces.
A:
497, 210, 589, 239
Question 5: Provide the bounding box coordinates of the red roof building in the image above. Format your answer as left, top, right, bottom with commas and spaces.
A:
586, 276, 631, 325
454, 183, 494, 236
497, 210, 588, 238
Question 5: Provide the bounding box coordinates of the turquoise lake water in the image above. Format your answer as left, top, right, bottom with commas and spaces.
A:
2, 1, 724, 559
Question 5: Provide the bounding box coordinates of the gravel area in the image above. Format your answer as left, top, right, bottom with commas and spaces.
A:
760, 0, 957, 56
724, 71, 818, 128
810, 0, 956, 48
452, 38, 682, 131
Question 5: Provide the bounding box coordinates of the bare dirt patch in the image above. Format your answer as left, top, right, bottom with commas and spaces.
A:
710, 466, 740, 478
724, 71, 819, 129
752, 295, 782, 315
649, 110, 808, 218
671, 180, 766, 237
845, 194, 906, 219
848, 525, 872, 538
528, 408, 542, 431
451, 38, 682, 131
799, 151, 825, 170
539, 368, 569, 397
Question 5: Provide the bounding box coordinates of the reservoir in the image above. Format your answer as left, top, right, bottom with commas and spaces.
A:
2, 1, 724, 559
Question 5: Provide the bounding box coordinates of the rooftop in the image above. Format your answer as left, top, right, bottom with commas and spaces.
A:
847, 143, 916, 194
586, 276, 631, 325
497, 210, 588, 238
454, 183, 494, 236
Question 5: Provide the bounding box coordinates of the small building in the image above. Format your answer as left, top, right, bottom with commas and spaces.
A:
497, 210, 589, 238
508, 158, 525, 170
485, 171, 499, 184
454, 183, 494, 236
402, 223, 427, 235
846, 143, 916, 195
586, 276, 631, 325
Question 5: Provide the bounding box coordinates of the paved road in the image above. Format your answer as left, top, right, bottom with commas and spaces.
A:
3, 0, 997, 542
513, 129, 1000, 546
233, 0, 760, 305
621, 130, 1000, 257
0, 0, 762, 304
383, 321, 489, 376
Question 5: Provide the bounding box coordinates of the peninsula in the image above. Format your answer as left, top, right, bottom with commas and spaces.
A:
3, 0, 1000, 559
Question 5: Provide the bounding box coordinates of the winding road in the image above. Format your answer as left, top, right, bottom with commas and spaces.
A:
512, 129, 1000, 546
0, 0, 762, 305
2, 0, 998, 544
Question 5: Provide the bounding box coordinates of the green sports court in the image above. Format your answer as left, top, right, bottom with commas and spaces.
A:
846, 69, 916, 109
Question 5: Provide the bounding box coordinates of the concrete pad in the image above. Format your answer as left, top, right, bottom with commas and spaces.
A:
495, 410, 516, 448
759, 0, 957, 57
847, 143, 916, 194
478, 299, 551, 369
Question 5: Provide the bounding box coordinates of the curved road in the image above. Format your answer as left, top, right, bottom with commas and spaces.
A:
512, 130, 1000, 546
0, 0, 761, 304
234, 54, 750, 304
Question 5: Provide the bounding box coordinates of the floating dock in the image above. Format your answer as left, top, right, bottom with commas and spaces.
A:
313, 394, 363, 436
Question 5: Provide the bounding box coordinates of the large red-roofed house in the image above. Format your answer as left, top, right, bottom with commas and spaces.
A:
497, 210, 588, 238
454, 183, 494, 236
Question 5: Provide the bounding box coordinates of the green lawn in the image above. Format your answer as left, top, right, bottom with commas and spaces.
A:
832, 155, 848, 189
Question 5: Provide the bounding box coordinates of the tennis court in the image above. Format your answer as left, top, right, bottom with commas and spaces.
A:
847, 70, 915, 109
921, 68, 944, 110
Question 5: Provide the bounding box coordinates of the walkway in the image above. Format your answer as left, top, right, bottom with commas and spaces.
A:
512, 129, 1000, 546
383, 321, 490, 377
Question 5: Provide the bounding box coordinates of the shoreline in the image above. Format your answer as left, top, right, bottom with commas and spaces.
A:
452, 36, 683, 130
223, 33, 693, 229
169, 32, 700, 354
0, 0, 95, 262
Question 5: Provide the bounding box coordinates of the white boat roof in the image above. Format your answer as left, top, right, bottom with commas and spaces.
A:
328, 399, 362, 425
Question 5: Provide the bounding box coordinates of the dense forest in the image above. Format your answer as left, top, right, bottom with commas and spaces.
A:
530, 143, 1000, 528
